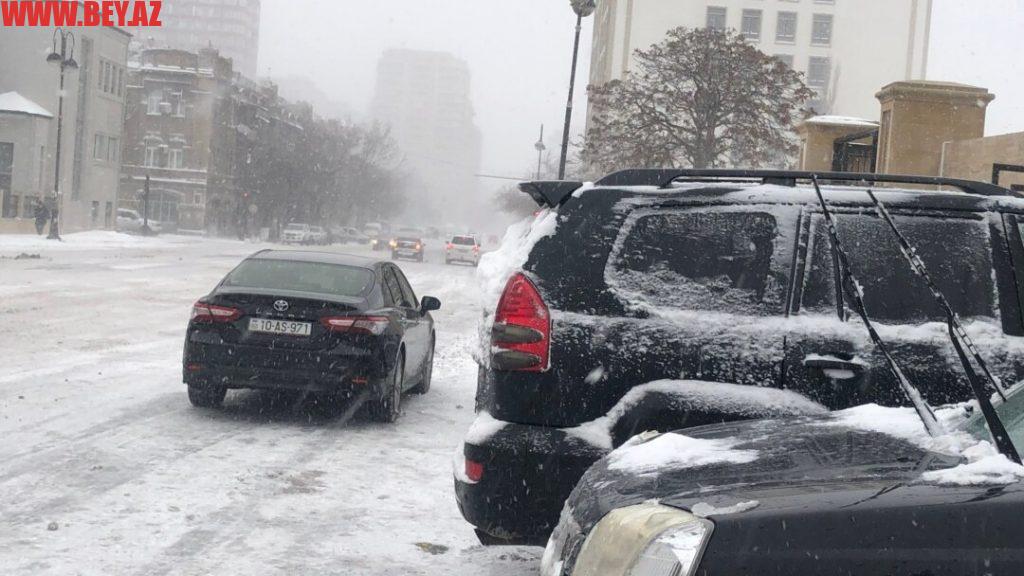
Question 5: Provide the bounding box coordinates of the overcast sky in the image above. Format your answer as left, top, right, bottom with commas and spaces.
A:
259, 0, 1024, 191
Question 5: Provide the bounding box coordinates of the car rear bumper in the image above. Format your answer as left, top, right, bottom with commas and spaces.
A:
184, 340, 381, 394
446, 251, 478, 263
454, 418, 608, 545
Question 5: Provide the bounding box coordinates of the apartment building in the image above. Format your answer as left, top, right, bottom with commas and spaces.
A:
590, 0, 933, 119
0, 25, 131, 234
129, 0, 262, 77
370, 49, 482, 223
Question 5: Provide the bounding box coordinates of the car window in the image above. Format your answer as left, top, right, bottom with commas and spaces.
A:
393, 267, 419, 308
801, 213, 998, 323
222, 259, 375, 297
382, 267, 409, 308
607, 209, 787, 315
452, 236, 476, 246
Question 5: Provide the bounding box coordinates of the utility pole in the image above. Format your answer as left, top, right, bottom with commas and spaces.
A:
559, 1, 596, 180
534, 125, 546, 180
45, 29, 79, 240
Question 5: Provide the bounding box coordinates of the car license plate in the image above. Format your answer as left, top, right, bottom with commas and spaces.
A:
248, 318, 312, 337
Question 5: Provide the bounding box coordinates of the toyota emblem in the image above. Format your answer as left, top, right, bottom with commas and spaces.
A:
273, 300, 290, 312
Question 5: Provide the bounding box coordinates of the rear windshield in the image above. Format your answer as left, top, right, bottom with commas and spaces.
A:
802, 213, 997, 323
223, 259, 375, 297
608, 210, 786, 315
452, 236, 476, 246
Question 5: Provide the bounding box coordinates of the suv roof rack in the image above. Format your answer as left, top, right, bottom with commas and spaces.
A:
594, 169, 1014, 198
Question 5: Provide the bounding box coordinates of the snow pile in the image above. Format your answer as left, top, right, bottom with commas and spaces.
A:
0, 231, 197, 253
463, 411, 508, 445
476, 209, 558, 313
690, 500, 760, 518
826, 403, 1024, 486
922, 442, 1024, 486
607, 433, 758, 475
564, 380, 827, 450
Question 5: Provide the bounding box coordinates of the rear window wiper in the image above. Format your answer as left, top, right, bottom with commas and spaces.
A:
808, 176, 942, 437
861, 184, 1021, 465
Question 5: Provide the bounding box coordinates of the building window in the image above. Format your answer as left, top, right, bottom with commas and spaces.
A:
91, 201, 100, 225
93, 134, 119, 162
742, 10, 762, 41
808, 56, 832, 89
0, 142, 13, 218
812, 14, 834, 46
97, 59, 125, 98
105, 201, 114, 228
147, 91, 162, 115
775, 54, 795, 69
169, 149, 184, 169
706, 7, 727, 31
194, 192, 204, 205
776, 12, 798, 43
145, 146, 160, 168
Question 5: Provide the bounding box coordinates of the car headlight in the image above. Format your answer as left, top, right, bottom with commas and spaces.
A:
570, 503, 713, 576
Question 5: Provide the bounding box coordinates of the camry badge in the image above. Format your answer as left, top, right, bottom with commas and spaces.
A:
273, 300, 290, 312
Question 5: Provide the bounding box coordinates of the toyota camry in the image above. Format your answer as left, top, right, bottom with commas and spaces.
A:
182, 250, 440, 422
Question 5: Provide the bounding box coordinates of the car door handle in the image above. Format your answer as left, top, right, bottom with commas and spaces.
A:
803, 355, 867, 380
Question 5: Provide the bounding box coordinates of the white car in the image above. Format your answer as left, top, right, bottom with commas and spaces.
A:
307, 226, 328, 245
282, 223, 311, 244
117, 208, 162, 234
445, 235, 481, 266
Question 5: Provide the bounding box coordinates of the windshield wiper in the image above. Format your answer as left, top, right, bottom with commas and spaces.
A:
809, 176, 942, 437
862, 186, 1021, 465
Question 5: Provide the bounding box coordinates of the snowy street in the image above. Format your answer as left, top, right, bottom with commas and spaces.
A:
0, 233, 541, 576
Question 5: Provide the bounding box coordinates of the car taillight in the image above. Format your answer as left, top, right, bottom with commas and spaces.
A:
473, 245, 480, 253
320, 315, 390, 336
191, 302, 242, 324
491, 273, 550, 372
465, 458, 484, 483
446, 243, 453, 250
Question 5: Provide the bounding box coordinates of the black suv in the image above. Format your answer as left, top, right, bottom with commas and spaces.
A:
455, 170, 1024, 545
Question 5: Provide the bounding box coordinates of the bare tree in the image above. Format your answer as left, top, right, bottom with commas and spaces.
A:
583, 27, 813, 173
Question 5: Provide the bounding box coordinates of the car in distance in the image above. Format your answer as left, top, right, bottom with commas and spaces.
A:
281, 223, 312, 245
390, 232, 426, 262
116, 208, 162, 235
183, 250, 440, 422
445, 235, 481, 266
455, 169, 1024, 546
307, 226, 328, 246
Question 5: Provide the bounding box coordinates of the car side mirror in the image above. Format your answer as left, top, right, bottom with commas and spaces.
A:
420, 296, 441, 314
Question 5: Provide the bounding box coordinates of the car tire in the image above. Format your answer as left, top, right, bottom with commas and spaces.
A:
412, 337, 434, 395
188, 385, 226, 409
369, 352, 404, 423
445, 258, 451, 265
475, 529, 516, 546
417, 253, 424, 262
391, 252, 399, 261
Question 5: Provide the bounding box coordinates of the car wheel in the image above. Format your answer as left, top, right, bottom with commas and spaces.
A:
188, 384, 226, 408
475, 529, 517, 546
417, 253, 424, 262
370, 352, 404, 423
412, 337, 434, 395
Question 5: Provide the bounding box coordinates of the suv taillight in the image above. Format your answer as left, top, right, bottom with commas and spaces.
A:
191, 302, 241, 324
320, 316, 390, 336
491, 273, 550, 372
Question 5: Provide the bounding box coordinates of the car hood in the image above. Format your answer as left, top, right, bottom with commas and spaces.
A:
566, 416, 971, 530
560, 417, 1024, 575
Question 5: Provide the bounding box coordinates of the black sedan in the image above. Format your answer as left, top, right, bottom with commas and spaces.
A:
540, 394, 1024, 576
183, 250, 440, 422
390, 235, 425, 262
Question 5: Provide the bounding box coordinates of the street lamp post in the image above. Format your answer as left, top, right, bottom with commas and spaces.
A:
46, 28, 78, 241
558, 0, 596, 180
534, 124, 546, 180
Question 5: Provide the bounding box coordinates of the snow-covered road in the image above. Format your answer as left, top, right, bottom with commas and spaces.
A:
0, 233, 541, 576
